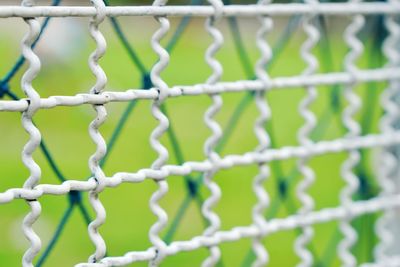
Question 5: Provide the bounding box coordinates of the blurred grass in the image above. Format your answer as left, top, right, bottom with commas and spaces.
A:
0, 14, 386, 267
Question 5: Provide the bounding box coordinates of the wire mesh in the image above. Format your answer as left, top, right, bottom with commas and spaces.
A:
0, 0, 399, 266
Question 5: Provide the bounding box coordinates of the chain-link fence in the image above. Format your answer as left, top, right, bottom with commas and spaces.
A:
1, 0, 400, 266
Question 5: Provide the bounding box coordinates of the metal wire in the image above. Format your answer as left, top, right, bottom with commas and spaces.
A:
2, 3, 400, 18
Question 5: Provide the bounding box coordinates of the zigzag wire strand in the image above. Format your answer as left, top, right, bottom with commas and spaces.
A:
20, 0, 42, 266
87, 0, 108, 263
374, 2, 400, 263
251, 0, 273, 265
338, 2, 364, 266
148, 0, 170, 265
202, 0, 224, 266
294, 0, 319, 266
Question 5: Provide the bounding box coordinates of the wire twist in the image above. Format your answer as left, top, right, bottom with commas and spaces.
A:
149, 0, 170, 265
251, 0, 273, 265
294, 1, 319, 266
375, 2, 400, 262
338, 4, 364, 266
87, 0, 108, 263
20, 1, 43, 266
202, 0, 224, 266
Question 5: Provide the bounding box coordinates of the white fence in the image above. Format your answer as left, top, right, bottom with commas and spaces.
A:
1, 0, 400, 266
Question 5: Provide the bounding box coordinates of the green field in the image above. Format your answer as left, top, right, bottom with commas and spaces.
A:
0, 15, 387, 266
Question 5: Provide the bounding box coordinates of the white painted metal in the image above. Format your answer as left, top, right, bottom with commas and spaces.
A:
0, 0, 400, 266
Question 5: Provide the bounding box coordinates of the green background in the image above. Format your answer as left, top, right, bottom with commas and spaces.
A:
0, 9, 387, 267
